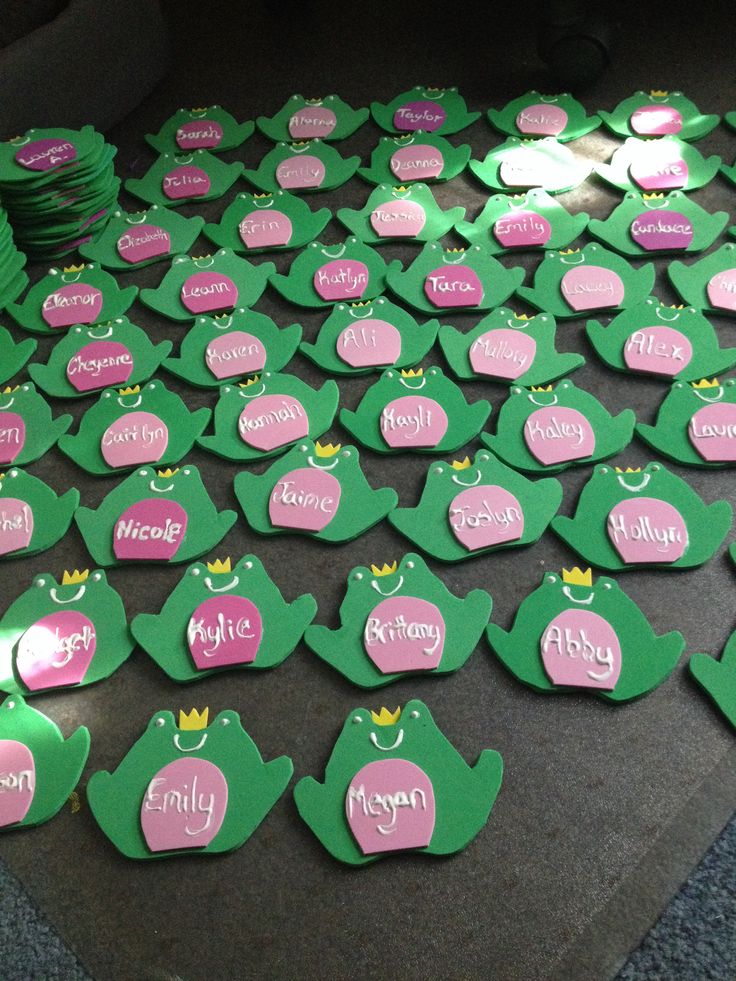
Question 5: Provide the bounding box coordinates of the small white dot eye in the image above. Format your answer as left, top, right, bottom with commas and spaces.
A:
36, 579, 46, 587
406, 561, 414, 569
478, 453, 490, 462
92, 573, 101, 582
74, 327, 81, 333
428, 368, 438, 375
675, 383, 683, 389
138, 469, 147, 476
220, 717, 230, 726
603, 583, 611, 590
546, 575, 557, 583
431, 466, 443, 474
9, 470, 16, 478
353, 715, 363, 724
651, 464, 660, 471
155, 718, 165, 727
410, 710, 420, 719
183, 468, 191, 475
341, 450, 351, 458
599, 467, 609, 474
104, 392, 111, 398
191, 568, 200, 576
727, 380, 735, 387
7, 701, 15, 709
354, 572, 363, 581
386, 371, 394, 378
512, 387, 521, 394
244, 561, 253, 570
299, 444, 308, 452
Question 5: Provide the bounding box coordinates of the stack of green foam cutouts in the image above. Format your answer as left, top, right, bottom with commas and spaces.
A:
0, 203, 28, 309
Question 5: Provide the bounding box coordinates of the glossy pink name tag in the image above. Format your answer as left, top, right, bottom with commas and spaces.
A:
288, 107, 337, 139
336, 319, 401, 368
205, 331, 267, 379
101, 411, 169, 468
560, 265, 625, 312
541, 609, 621, 689
380, 395, 448, 448
238, 394, 309, 451
15, 138, 76, 171
469, 328, 537, 380
187, 595, 263, 668
313, 260, 369, 301
113, 498, 188, 560
275, 156, 325, 189
16, 611, 96, 690
390, 145, 444, 180
346, 759, 436, 854
0, 498, 33, 555
141, 757, 228, 851
424, 266, 483, 308
607, 497, 688, 563
629, 211, 693, 251
370, 200, 427, 238
449, 484, 524, 551
0, 413, 25, 465
162, 165, 211, 200
393, 101, 446, 132
630, 155, 688, 191
623, 326, 693, 376
363, 596, 445, 673
0, 740, 35, 828
516, 104, 568, 136
630, 105, 683, 136
268, 467, 340, 531
707, 270, 736, 312
493, 211, 552, 248
42, 284, 103, 328
524, 406, 596, 465
116, 224, 171, 264
238, 210, 293, 249
66, 341, 134, 392
180, 272, 238, 314
176, 120, 223, 149
688, 401, 736, 461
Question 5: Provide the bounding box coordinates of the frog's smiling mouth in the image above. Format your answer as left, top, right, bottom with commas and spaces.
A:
194, 256, 215, 269
125, 212, 148, 225
528, 392, 558, 407
399, 375, 426, 390
240, 383, 266, 398
559, 253, 584, 265
616, 472, 651, 492
174, 733, 208, 752
149, 479, 175, 493
0, 396, 15, 409
451, 469, 482, 487
393, 135, 414, 146
88, 324, 113, 339
321, 243, 346, 259
174, 154, 194, 164
370, 729, 404, 751
655, 307, 680, 322
50, 585, 86, 604
507, 194, 530, 210
252, 196, 274, 209
442, 251, 467, 265
642, 198, 670, 210
563, 586, 594, 605
349, 305, 373, 319
118, 394, 142, 408
539, 94, 561, 103
61, 270, 83, 284
421, 89, 445, 100
307, 455, 339, 470
204, 575, 239, 593
371, 576, 404, 597
290, 142, 315, 154
213, 314, 233, 329
693, 386, 724, 403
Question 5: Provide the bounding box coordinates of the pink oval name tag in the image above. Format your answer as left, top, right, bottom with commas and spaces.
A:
630, 211, 693, 251
346, 758, 436, 854
689, 401, 736, 461
0, 498, 33, 556
162, 165, 211, 200
180, 272, 238, 314
141, 757, 228, 852
288, 106, 337, 139
380, 395, 448, 448
607, 497, 688, 563
313, 259, 369, 301
524, 405, 595, 465
363, 596, 445, 673
113, 498, 188, 560
0, 412, 25, 465
187, 594, 263, 669
205, 331, 267, 379
101, 411, 169, 468
424, 265, 484, 308
116, 224, 171, 264
469, 328, 537, 380
493, 210, 552, 248
275, 155, 325, 189
66, 340, 134, 392
238, 394, 309, 451
268, 466, 341, 531
631, 105, 683, 136
449, 484, 524, 551
707, 269, 736, 312
0, 740, 35, 828
390, 145, 445, 181
42, 283, 103, 329
15, 138, 76, 172
560, 265, 625, 312
541, 609, 621, 690
176, 120, 223, 150
623, 326, 693, 376
516, 103, 568, 137
337, 318, 401, 368
393, 101, 447, 132
630, 154, 688, 191
370, 200, 427, 238
238, 210, 293, 249
16, 610, 96, 691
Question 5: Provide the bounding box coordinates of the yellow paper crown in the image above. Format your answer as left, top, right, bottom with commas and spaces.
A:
0, 474, 4, 481
61, 569, 89, 586
305, 97, 323, 104
291, 141, 310, 146
642, 192, 665, 200
668, 304, 685, 309
207, 558, 232, 574
349, 301, 371, 307
392, 185, 410, 193
531, 385, 553, 392
512, 312, 532, 320
252, 192, 273, 199
157, 467, 179, 478
191, 254, 211, 261
692, 378, 720, 388
559, 248, 580, 255
400, 368, 423, 378
238, 376, 261, 387
314, 441, 341, 457
370, 707, 401, 726
650, 89, 669, 97
451, 457, 471, 470
370, 562, 397, 576
562, 567, 593, 587
179, 708, 209, 730
614, 467, 641, 473
445, 247, 466, 253
426, 86, 443, 92
191, 106, 208, 112
2, 385, 19, 394
62, 264, 85, 273
118, 385, 141, 396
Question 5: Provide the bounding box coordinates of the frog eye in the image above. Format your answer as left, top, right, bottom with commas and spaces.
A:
74, 327, 82, 334
511, 387, 522, 395
602, 582, 612, 590
352, 714, 364, 724
650, 463, 661, 472
385, 370, 395, 379
244, 560, 253, 570
546, 574, 558, 584
91, 572, 102, 582
675, 383, 684, 389
431, 465, 444, 475
21, 385, 29, 392
559, 381, 571, 390
148, 382, 156, 390
598, 466, 610, 475
35, 578, 46, 587
727, 379, 736, 388
103, 391, 111, 399
298, 444, 309, 453
138, 469, 150, 477
406, 561, 414, 569
539, 315, 547, 322
8, 470, 17, 478
427, 367, 438, 376
625, 192, 636, 200
645, 298, 654, 306
190, 567, 201, 576
6, 700, 15, 709
155, 717, 166, 727
477, 452, 490, 462
341, 449, 351, 458
182, 468, 191, 475
263, 371, 271, 379
219, 717, 230, 727
409, 710, 420, 719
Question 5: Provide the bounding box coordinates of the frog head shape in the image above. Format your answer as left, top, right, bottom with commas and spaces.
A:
371, 86, 480, 136
488, 90, 600, 141
638, 377, 736, 466
599, 90, 718, 142
0, 383, 72, 467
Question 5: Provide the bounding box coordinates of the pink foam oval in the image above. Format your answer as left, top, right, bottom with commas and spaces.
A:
0, 413, 25, 465
16, 611, 96, 690
66, 341, 134, 392
393, 101, 447, 133
370, 199, 427, 238
141, 757, 228, 852
238, 394, 309, 451
187, 594, 263, 668
268, 466, 341, 531
0, 740, 35, 828
424, 265, 484, 308
116, 224, 171, 264
0, 498, 33, 556
180, 271, 238, 314
336, 318, 402, 368
205, 331, 267, 379
162, 165, 211, 200
688, 401, 736, 461
101, 411, 169, 468
346, 758, 435, 854
469, 328, 537, 379
238, 210, 293, 249
275, 155, 325, 190
524, 405, 596, 465
540, 608, 622, 690
113, 498, 188, 560
493, 210, 552, 248
380, 395, 448, 448
630, 211, 693, 251
516, 103, 569, 137
623, 326, 693, 376
607, 496, 688, 563
288, 106, 337, 139
42, 283, 103, 329
313, 259, 369, 301
560, 265, 625, 312
15, 138, 76, 172
630, 154, 688, 191
176, 120, 224, 150
363, 595, 445, 673
630, 105, 683, 136
390, 145, 445, 181
449, 484, 525, 551
707, 269, 736, 312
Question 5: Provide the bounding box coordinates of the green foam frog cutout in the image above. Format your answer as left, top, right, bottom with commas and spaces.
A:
0, 220, 27, 311
58, 381, 210, 477
269, 238, 390, 309
337, 183, 465, 245
139, 249, 275, 322
551, 461, 732, 571
439, 308, 584, 386
202, 190, 331, 254
145, 105, 255, 154
0, 694, 90, 832
125, 150, 243, 207
7, 263, 137, 337
598, 91, 719, 142
0, 468, 78, 561
75, 464, 237, 567
637, 378, 736, 468
517, 245, 655, 319
0, 383, 72, 466
131, 555, 316, 683
294, 700, 503, 865
87, 707, 293, 859
162, 308, 301, 389
488, 91, 600, 142
690, 631, 736, 730
257, 94, 368, 142
482, 379, 635, 474
78, 206, 204, 270
587, 191, 727, 258
370, 86, 480, 136
0, 325, 35, 386
388, 449, 562, 563
469, 137, 592, 194
358, 132, 471, 186
234, 440, 398, 544
299, 296, 439, 376
304, 553, 492, 689
586, 297, 736, 381
595, 137, 721, 194
487, 567, 685, 702
455, 189, 589, 255
242, 140, 360, 194
668, 243, 736, 316
340, 366, 491, 455
197, 372, 339, 462
385, 242, 524, 315
0, 568, 133, 696
28, 317, 172, 399
0, 127, 99, 184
